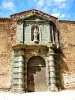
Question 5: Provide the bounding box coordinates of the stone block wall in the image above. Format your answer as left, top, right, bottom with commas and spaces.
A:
0, 17, 75, 91
0, 18, 16, 91
59, 20, 75, 89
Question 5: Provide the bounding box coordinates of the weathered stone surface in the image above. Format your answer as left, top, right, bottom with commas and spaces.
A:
59, 21, 75, 89
0, 10, 75, 91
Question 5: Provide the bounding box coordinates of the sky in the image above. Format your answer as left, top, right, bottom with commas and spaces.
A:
0, 0, 75, 20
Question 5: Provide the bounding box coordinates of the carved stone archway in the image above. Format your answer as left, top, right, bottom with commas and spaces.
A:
27, 56, 48, 92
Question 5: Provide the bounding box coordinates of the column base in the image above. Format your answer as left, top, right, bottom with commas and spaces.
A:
48, 85, 59, 92
11, 88, 25, 93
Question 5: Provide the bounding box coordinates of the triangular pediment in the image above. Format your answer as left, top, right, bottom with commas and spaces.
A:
10, 9, 58, 21
17, 14, 52, 22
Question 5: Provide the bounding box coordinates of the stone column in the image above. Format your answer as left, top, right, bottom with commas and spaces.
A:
48, 48, 58, 91
12, 49, 25, 93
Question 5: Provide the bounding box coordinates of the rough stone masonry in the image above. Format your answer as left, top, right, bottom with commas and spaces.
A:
0, 9, 75, 92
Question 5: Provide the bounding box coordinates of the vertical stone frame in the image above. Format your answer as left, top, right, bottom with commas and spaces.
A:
54, 52, 61, 90
50, 22, 54, 43
11, 48, 25, 93
24, 59, 28, 92
16, 21, 24, 44
45, 58, 50, 86
50, 21, 60, 48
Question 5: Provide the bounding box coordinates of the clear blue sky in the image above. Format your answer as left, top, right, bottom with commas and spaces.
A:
0, 0, 75, 20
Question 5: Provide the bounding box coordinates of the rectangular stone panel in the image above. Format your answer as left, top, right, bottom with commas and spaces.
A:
39, 24, 50, 43
24, 23, 31, 42
16, 22, 24, 44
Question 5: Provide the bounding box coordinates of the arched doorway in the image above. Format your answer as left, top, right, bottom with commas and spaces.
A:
27, 56, 47, 92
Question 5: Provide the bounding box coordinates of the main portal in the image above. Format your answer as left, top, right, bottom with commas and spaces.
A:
27, 56, 47, 92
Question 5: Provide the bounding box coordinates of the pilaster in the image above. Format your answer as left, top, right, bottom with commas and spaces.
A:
11, 49, 25, 93
48, 48, 58, 91
16, 21, 24, 44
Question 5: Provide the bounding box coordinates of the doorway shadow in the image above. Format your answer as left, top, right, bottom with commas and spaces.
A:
54, 49, 69, 90
27, 56, 46, 92
27, 65, 41, 92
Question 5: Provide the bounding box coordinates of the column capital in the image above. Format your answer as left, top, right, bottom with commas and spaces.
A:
48, 47, 55, 56
17, 20, 24, 25
12, 44, 26, 50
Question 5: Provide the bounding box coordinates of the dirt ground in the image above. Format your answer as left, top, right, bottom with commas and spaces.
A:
0, 90, 75, 100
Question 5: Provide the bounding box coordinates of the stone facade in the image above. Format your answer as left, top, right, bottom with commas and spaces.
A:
0, 9, 75, 92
